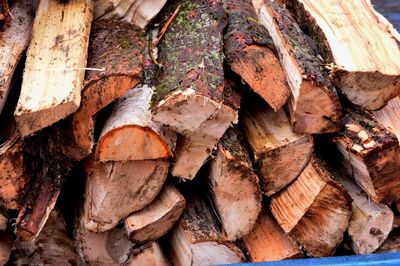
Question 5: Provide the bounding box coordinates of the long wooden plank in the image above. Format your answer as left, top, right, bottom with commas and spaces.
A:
286, 0, 400, 110
14, 0, 93, 136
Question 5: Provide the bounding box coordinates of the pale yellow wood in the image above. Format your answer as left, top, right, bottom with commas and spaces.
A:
286, 0, 400, 110
373, 97, 400, 141
14, 0, 93, 136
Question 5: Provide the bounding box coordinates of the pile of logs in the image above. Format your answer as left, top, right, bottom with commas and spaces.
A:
1, 0, 400, 265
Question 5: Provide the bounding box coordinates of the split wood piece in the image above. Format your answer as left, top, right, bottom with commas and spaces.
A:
14, 125, 78, 241
94, 0, 167, 28
75, 222, 134, 265
152, 0, 239, 136
252, 0, 341, 134
336, 175, 393, 254
0, 213, 7, 232
125, 242, 169, 266
13, 210, 82, 265
333, 109, 400, 204
96, 85, 176, 161
286, 0, 400, 110
67, 20, 145, 161
208, 127, 262, 241
0, 137, 29, 210
241, 96, 313, 196
168, 192, 244, 266
223, 0, 289, 111
14, 0, 93, 137
125, 182, 185, 243
243, 207, 302, 262
0, 0, 35, 115
270, 158, 351, 257
377, 230, 400, 254
372, 97, 400, 141
0, 231, 13, 266
82, 154, 169, 233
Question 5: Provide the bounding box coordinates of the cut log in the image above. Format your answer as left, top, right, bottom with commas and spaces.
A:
286, 0, 400, 110
14, 125, 78, 241
333, 108, 400, 204
125, 242, 169, 266
252, 0, 341, 133
67, 20, 145, 161
377, 230, 400, 254
75, 222, 134, 265
13, 210, 82, 265
152, 0, 238, 134
96, 85, 176, 161
208, 127, 262, 240
336, 174, 394, 254
0, 231, 13, 266
223, 0, 289, 111
82, 154, 169, 232
167, 192, 244, 266
270, 157, 351, 257
241, 95, 313, 196
124, 182, 185, 243
372, 96, 400, 141
243, 207, 302, 262
94, 0, 167, 28
14, 0, 93, 137
0, 0, 35, 115
0, 137, 29, 210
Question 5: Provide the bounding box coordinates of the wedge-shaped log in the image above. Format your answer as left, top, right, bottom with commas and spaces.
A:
152, 0, 239, 179
208, 127, 262, 240
337, 175, 393, 254
96, 85, 176, 161
124, 182, 185, 243
168, 192, 244, 266
223, 0, 289, 111
241, 96, 313, 196
125, 242, 169, 266
252, 0, 341, 133
243, 207, 302, 262
67, 20, 145, 161
14, 0, 93, 136
333, 108, 400, 204
0, 0, 35, 115
286, 0, 400, 110
373, 97, 400, 141
13, 211, 82, 265
75, 221, 134, 265
82, 154, 168, 232
270, 158, 351, 257
94, 0, 167, 28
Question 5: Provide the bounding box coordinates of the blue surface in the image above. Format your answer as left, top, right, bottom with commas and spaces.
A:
229, 252, 400, 266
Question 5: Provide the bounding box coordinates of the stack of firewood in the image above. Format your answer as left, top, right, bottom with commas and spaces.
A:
1, 0, 400, 265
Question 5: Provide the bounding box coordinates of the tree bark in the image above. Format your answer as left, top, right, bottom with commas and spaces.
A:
208, 127, 262, 241
67, 19, 146, 161
0, 0, 35, 115
96, 84, 176, 161
14, 0, 93, 137
241, 95, 313, 196
252, 0, 341, 133
82, 154, 169, 232
286, 0, 400, 110
124, 182, 185, 243
270, 157, 351, 257
243, 207, 302, 262
333, 108, 400, 204
223, 0, 289, 111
